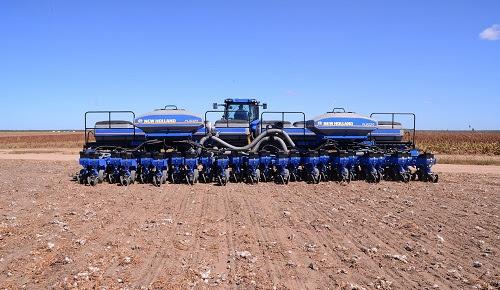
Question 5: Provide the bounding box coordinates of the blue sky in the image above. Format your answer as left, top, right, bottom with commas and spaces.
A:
1, 1, 499, 130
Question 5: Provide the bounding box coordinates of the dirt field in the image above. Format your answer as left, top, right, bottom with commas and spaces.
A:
0, 157, 499, 289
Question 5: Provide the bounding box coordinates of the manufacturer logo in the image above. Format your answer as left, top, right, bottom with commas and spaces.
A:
143, 118, 177, 124
318, 121, 354, 127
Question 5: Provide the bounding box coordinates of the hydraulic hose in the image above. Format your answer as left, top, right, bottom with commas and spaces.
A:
251, 136, 289, 153
199, 129, 295, 152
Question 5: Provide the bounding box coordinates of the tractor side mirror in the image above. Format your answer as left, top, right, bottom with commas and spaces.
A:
262, 103, 267, 110
213, 103, 218, 110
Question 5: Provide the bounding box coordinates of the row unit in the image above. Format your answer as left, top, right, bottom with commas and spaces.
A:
77, 150, 438, 187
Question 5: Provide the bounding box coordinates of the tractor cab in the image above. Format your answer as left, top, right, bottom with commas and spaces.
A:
211, 98, 267, 146
213, 98, 266, 123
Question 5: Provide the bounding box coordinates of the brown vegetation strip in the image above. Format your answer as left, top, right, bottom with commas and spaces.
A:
416, 131, 500, 155
1, 131, 499, 156
0, 132, 84, 149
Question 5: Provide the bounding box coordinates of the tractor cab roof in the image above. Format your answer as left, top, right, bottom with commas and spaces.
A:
224, 98, 260, 104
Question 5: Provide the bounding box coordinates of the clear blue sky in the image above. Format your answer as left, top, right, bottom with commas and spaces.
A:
1, 1, 499, 130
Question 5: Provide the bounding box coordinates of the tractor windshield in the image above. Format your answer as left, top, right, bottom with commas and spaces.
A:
225, 103, 259, 122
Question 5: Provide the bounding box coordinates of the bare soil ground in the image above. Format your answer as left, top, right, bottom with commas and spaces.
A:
0, 159, 498, 289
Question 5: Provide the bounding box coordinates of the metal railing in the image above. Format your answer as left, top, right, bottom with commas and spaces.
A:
370, 112, 416, 148
204, 110, 252, 135
260, 111, 307, 143
84, 111, 136, 145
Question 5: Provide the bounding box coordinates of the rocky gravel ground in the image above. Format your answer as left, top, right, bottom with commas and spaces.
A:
0, 159, 499, 289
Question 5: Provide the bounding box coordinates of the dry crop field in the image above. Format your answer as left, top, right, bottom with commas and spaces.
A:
416, 131, 500, 156
1, 131, 499, 156
0, 131, 84, 150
